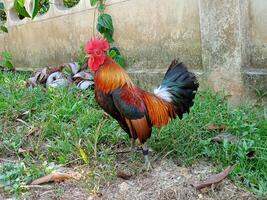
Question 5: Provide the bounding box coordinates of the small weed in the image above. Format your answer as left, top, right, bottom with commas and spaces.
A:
0, 51, 14, 71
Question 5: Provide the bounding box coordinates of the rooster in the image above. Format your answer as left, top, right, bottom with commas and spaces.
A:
85, 37, 199, 170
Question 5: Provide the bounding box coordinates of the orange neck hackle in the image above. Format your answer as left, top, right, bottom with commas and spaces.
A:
94, 57, 133, 94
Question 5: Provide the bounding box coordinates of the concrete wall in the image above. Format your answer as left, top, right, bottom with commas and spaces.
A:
0, 0, 267, 103
0, 0, 201, 71
249, 0, 267, 68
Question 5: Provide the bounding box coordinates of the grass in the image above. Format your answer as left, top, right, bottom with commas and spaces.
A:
0, 71, 266, 197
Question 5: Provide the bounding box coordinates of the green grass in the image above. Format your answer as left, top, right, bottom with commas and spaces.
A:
0, 71, 266, 197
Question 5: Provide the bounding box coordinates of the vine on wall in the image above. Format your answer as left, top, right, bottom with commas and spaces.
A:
90, 0, 125, 67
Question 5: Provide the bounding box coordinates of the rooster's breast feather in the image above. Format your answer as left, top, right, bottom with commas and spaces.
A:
112, 86, 152, 143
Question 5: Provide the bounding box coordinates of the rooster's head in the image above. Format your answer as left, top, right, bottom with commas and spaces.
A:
85, 37, 110, 72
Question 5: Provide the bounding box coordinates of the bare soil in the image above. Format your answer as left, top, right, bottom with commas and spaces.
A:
7, 159, 257, 200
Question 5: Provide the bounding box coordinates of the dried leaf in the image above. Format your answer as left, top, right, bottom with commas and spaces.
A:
193, 166, 234, 190
67, 62, 80, 75
38, 68, 48, 83
46, 64, 65, 75
205, 124, 226, 132
117, 170, 132, 180
46, 72, 71, 88
26, 77, 38, 88
30, 172, 74, 185
77, 80, 94, 90
73, 71, 94, 80
211, 132, 235, 143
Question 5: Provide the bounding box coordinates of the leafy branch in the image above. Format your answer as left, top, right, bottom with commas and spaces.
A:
0, 0, 126, 67
90, 0, 126, 67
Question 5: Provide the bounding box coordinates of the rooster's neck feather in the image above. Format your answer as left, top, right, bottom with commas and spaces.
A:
94, 57, 133, 94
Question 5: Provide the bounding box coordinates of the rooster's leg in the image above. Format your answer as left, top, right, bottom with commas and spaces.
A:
142, 142, 152, 171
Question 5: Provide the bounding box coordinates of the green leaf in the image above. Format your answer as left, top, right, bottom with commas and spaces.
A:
109, 47, 121, 55
107, 49, 116, 58
14, 0, 31, 18
4, 60, 14, 69
78, 147, 89, 164
17, 0, 25, 8
0, 2, 4, 10
2, 51, 12, 60
97, 13, 114, 42
0, 25, 8, 33
31, 0, 39, 19
90, 0, 98, 6
98, 3, 105, 12
114, 55, 125, 67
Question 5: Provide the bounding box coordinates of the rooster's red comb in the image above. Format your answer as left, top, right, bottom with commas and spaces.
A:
85, 37, 109, 54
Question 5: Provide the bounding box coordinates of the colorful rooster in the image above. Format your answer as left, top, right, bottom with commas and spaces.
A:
85, 37, 199, 170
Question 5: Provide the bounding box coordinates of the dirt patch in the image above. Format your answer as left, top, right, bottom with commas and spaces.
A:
12, 159, 256, 200
95, 160, 256, 200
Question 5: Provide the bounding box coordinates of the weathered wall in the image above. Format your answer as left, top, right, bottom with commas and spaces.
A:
0, 0, 267, 103
0, 0, 202, 71
249, 0, 267, 68
199, 0, 249, 103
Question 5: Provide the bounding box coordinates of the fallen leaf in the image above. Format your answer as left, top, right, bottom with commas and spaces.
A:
47, 64, 66, 75
205, 124, 226, 132
67, 62, 80, 75
31, 172, 75, 185
73, 71, 94, 80
77, 80, 94, 90
211, 132, 235, 143
46, 72, 72, 88
193, 165, 234, 190
37, 68, 48, 83
26, 77, 38, 88
117, 170, 132, 180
